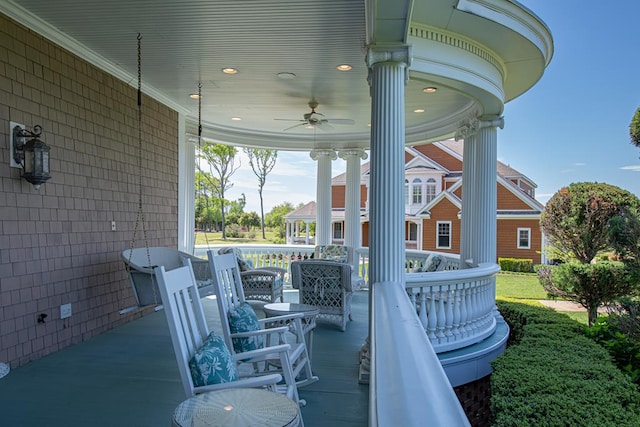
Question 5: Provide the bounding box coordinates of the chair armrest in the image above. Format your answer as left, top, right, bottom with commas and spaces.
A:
230, 325, 289, 338
193, 373, 282, 393
257, 266, 287, 276
240, 270, 279, 280
231, 343, 292, 362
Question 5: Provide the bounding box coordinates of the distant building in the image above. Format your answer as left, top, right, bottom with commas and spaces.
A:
285, 139, 544, 264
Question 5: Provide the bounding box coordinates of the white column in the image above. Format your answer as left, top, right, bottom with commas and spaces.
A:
339, 149, 368, 257
367, 45, 411, 286
311, 149, 336, 246
178, 113, 195, 253
473, 116, 503, 264
305, 221, 310, 245
458, 117, 478, 268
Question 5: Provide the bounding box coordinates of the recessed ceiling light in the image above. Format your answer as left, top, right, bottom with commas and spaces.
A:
222, 67, 238, 74
414, 109, 425, 113
231, 117, 242, 121
336, 64, 352, 71
277, 72, 296, 79
423, 87, 437, 93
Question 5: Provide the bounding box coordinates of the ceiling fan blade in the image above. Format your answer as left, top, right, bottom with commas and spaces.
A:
274, 118, 305, 122
316, 122, 334, 131
326, 119, 355, 125
282, 122, 308, 131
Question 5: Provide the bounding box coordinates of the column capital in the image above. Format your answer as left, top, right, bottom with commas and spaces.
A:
366, 43, 412, 68
455, 113, 504, 140
338, 148, 368, 161
310, 149, 337, 161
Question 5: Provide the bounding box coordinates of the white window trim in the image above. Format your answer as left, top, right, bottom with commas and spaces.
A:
436, 221, 452, 249
517, 227, 531, 249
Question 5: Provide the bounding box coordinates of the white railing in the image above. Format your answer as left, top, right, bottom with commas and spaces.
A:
405, 263, 499, 353
370, 281, 470, 426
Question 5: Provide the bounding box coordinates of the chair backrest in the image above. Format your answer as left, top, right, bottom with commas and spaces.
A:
314, 245, 350, 263
154, 260, 209, 398
207, 251, 247, 351
291, 259, 353, 300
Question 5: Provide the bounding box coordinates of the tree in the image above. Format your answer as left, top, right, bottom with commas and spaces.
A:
631, 106, 640, 148
239, 211, 261, 231
243, 148, 278, 239
538, 182, 640, 325
197, 143, 240, 239
538, 261, 639, 326
265, 202, 295, 240
540, 182, 640, 263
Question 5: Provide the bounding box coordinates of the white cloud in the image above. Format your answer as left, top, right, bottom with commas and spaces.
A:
574, 162, 586, 166
620, 165, 640, 172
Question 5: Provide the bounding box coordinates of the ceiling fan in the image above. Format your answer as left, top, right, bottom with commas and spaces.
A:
275, 100, 355, 131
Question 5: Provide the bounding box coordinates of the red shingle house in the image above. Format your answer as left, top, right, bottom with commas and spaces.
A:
286, 138, 545, 264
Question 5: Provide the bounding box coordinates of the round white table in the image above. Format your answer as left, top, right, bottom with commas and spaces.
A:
172, 388, 301, 427
263, 303, 319, 364
0, 362, 9, 379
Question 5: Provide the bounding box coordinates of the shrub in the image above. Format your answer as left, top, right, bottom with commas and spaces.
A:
498, 257, 533, 273
491, 301, 640, 426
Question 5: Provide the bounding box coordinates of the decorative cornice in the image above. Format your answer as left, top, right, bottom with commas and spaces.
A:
409, 24, 505, 80
366, 43, 412, 87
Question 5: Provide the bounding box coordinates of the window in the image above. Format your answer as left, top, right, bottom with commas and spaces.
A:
333, 222, 344, 240
517, 228, 531, 249
425, 178, 437, 204
408, 222, 418, 241
436, 221, 451, 249
412, 178, 422, 204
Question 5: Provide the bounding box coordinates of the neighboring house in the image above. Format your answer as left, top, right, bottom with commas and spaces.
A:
286, 138, 545, 264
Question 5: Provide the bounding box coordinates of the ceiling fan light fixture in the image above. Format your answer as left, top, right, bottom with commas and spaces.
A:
423, 86, 437, 93
189, 93, 201, 99
336, 64, 352, 71
222, 67, 238, 74
277, 72, 296, 79
414, 109, 425, 113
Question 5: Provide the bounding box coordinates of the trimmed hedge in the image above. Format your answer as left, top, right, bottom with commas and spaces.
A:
498, 257, 533, 273
491, 301, 640, 426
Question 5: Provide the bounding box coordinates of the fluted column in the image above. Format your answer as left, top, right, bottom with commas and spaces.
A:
311, 149, 337, 246
457, 116, 478, 268
367, 44, 411, 286
339, 148, 368, 259
473, 116, 503, 264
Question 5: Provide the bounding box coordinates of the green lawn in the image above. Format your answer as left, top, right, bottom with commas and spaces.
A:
495, 273, 548, 300
194, 230, 280, 245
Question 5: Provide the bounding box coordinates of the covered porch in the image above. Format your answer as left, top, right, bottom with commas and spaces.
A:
0, 290, 370, 426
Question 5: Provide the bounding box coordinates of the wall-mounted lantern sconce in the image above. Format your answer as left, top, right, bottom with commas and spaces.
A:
10, 122, 51, 190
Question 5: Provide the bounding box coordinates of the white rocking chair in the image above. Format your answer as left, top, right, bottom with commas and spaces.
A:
153, 260, 298, 403
207, 251, 318, 394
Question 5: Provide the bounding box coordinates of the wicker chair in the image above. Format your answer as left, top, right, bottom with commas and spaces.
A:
217, 247, 284, 303
122, 247, 213, 306
290, 260, 353, 332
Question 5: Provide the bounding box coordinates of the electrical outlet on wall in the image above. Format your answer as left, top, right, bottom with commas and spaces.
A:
60, 303, 72, 319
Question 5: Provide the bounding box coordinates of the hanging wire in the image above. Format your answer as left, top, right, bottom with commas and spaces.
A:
196, 81, 211, 250
127, 33, 156, 305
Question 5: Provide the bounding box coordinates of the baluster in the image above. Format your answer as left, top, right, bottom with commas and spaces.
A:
427, 288, 437, 341
445, 284, 454, 339
469, 282, 479, 336
452, 283, 461, 339
417, 288, 428, 330
436, 285, 446, 340
460, 286, 469, 338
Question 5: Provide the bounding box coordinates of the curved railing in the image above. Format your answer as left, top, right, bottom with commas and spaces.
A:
405, 263, 499, 353
370, 281, 470, 426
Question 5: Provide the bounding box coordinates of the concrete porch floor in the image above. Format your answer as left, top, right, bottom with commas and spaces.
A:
0, 290, 370, 426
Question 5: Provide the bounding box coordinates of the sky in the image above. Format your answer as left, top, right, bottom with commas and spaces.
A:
225, 0, 640, 214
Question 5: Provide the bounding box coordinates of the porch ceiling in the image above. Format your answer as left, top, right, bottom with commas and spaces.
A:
2, 0, 552, 150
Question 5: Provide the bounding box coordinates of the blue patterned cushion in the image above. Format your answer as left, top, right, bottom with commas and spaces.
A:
189, 332, 238, 387
228, 302, 264, 353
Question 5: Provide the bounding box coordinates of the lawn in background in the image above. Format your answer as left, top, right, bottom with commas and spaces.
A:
495, 273, 548, 300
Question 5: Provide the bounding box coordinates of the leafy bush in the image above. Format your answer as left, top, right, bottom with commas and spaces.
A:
585, 317, 640, 384
498, 257, 533, 273
491, 301, 640, 426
